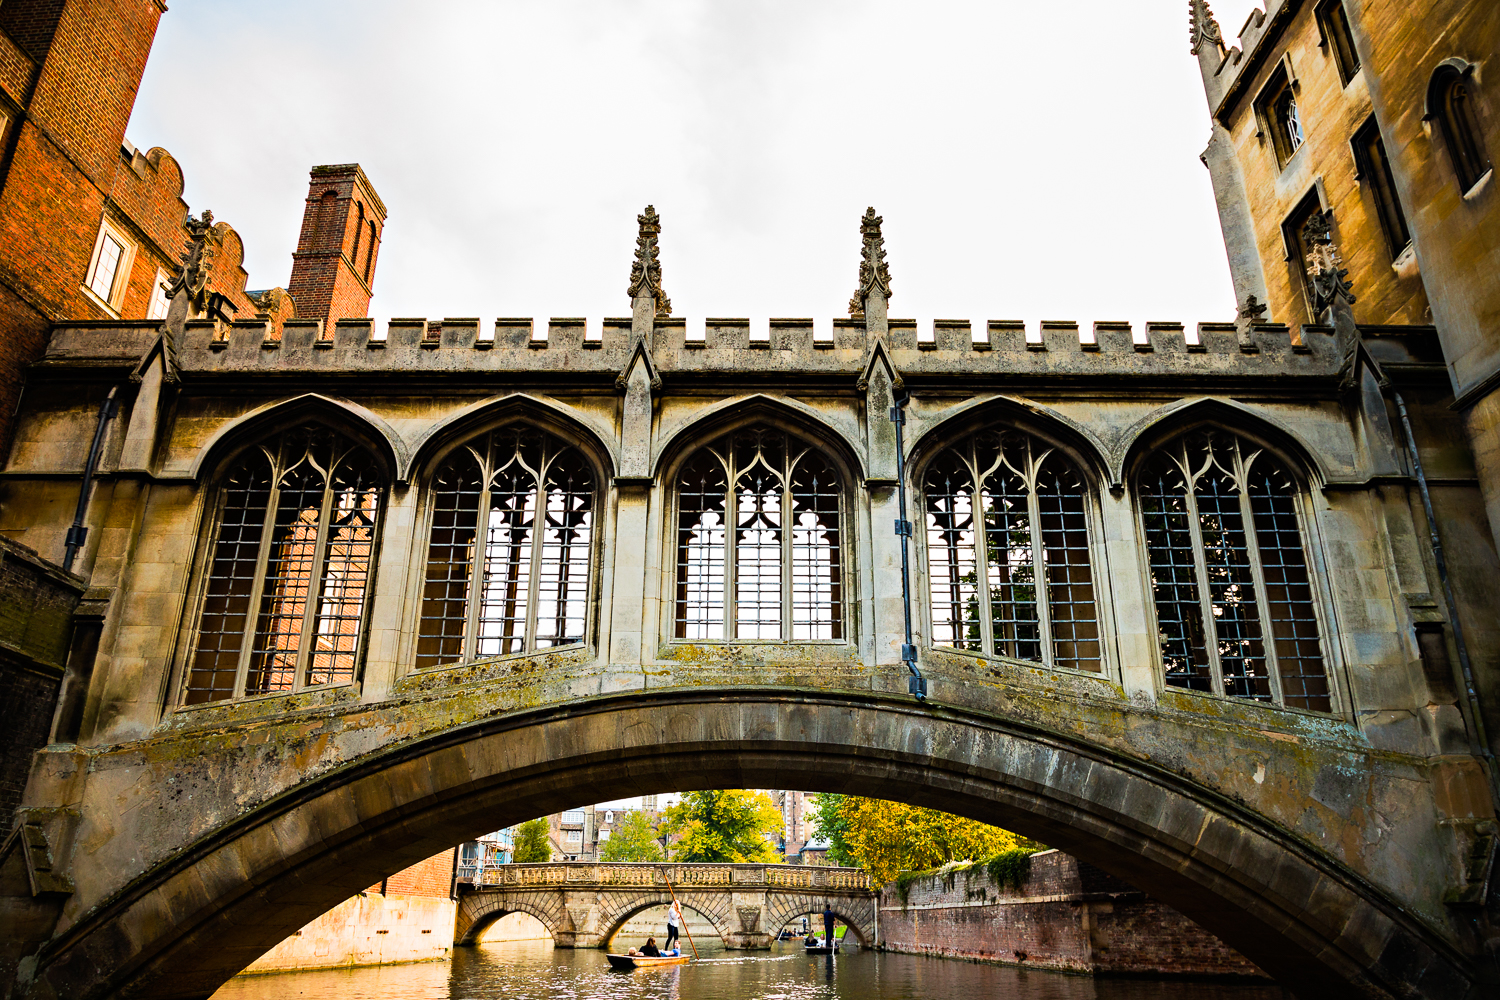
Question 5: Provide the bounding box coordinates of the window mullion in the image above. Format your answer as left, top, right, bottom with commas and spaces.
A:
526, 474, 546, 654
1028, 482, 1055, 668
786, 479, 798, 638
972, 477, 994, 655
464, 482, 491, 662
723, 476, 737, 640
1239, 483, 1285, 705
234, 481, 280, 699
294, 482, 338, 691
1183, 483, 1225, 697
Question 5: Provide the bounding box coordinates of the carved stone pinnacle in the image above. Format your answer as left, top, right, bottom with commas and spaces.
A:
1189, 0, 1223, 55
848, 207, 892, 319
627, 204, 671, 318
1301, 210, 1356, 317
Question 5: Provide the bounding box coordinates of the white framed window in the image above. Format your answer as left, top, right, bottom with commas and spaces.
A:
83, 219, 135, 314
147, 269, 171, 320
565, 830, 582, 844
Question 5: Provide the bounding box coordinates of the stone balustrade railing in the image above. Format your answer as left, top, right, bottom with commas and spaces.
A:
474, 861, 872, 891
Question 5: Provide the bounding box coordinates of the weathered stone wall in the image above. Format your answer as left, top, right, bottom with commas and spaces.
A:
238, 893, 455, 974
877, 852, 1265, 978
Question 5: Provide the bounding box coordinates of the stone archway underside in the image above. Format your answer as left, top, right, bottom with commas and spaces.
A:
27, 691, 1480, 1000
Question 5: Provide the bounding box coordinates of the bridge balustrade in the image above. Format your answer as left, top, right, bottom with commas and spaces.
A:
473, 861, 870, 890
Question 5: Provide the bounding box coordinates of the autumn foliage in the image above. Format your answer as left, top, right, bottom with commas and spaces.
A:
813, 794, 1030, 884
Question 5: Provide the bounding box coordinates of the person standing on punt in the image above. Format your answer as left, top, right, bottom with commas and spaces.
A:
823, 905, 835, 950
665, 899, 682, 952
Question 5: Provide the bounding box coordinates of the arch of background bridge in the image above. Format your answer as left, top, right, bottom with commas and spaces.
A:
593, 893, 733, 948
28, 692, 1468, 1000
451, 895, 563, 947
766, 900, 874, 948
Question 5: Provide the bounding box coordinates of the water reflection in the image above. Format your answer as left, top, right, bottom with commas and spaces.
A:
211, 940, 1287, 1000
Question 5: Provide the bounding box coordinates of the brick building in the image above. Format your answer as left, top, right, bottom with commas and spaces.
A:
0, 0, 385, 855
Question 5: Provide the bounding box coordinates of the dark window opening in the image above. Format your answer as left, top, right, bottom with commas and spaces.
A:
1430, 67, 1492, 192
1281, 192, 1325, 322
1352, 117, 1411, 258
1139, 429, 1330, 712
187, 425, 384, 704
924, 429, 1100, 672
416, 426, 595, 668
1315, 0, 1360, 85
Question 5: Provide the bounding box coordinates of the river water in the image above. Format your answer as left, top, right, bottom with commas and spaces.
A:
210, 939, 1289, 1000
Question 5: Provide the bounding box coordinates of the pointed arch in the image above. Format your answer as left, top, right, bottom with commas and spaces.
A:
1119, 397, 1331, 489
652, 393, 865, 483
188, 394, 405, 483
906, 394, 1111, 489
405, 393, 617, 485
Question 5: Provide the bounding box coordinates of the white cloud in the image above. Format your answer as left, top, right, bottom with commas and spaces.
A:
128, 0, 1257, 330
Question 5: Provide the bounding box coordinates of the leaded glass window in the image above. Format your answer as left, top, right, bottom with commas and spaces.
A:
674, 425, 843, 641
416, 427, 595, 668
186, 425, 383, 704
1139, 429, 1330, 711
923, 430, 1100, 671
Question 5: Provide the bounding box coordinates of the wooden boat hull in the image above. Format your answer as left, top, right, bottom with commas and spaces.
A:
804, 945, 839, 954
606, 953, 691, 970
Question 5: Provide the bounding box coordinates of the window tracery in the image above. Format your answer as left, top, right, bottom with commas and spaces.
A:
1139, 428, 1329, 712
674, 425, 843, 641
186, 424, 383, 704
923, 429, 1100, 672
416, 426, 596, 668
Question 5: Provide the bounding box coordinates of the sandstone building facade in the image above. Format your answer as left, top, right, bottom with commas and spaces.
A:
0, 3, 1497, 997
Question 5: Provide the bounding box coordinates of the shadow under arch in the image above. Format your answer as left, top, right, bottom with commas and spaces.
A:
29, 690, 1473, 1000
454, 898, 561, 947
1117, 397, 1333, 490
651, 393, 866, 484
905, 394, 1113, 489
404, 393, 619, 484
187, 393, 407, 484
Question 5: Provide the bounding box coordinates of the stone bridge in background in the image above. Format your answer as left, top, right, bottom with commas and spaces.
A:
452, 862, 876, 949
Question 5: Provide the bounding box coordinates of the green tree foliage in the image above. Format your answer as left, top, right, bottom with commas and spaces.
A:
807, 793, 854, 866
661, 790, 781, 863
834, 796, 1035, 884
511, 818, 552, 863
598, 811, 665, 862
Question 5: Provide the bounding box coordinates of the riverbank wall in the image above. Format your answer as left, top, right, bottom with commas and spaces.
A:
876, 850, 1266, 978
240, 850, 457, 974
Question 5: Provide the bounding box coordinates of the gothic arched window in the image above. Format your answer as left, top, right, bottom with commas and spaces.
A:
1138, 429, 1330, 712
674, 425, 843, 641
1430, 65, 1492, 193
416, 427, 596, 668
185, 425, 384, 704
923, 429, 1100, 672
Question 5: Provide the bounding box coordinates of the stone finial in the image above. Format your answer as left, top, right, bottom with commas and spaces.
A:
166, 209, 216, 303
1302, 210, 1356, 317
1189, 0, 1223, 55
627, 204, 671, 318
848, 207, 892, 319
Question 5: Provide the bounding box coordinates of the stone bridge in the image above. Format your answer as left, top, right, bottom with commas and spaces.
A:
452, 862, 875, 949
2, 208, 1497, 1000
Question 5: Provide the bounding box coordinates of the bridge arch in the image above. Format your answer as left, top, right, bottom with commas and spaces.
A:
24, 690, 1474, 1000
595, 895, 733, 949
765, 901, 874, 948
453, 897, 561, 947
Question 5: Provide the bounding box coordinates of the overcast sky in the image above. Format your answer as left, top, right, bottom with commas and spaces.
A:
127, 1, 1267, 332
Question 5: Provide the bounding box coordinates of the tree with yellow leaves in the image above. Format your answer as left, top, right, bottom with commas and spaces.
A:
827, 795, 1028, 884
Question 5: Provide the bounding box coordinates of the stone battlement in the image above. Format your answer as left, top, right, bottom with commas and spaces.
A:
42, 316, 1345, 382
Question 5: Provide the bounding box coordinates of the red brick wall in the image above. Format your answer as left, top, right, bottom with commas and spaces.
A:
370, 848, 456, 900
877, 851, 1265, 978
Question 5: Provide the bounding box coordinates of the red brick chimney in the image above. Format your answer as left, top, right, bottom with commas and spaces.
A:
287, 164, 386, 328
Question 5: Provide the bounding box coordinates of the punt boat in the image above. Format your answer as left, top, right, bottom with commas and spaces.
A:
606, 953, 692, 970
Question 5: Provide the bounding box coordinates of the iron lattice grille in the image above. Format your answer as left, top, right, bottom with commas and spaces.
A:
674, 425, 843, 641
416, 427, 595, 668
186, 425, 383, 704
923, 429, 1100, 671
1139, 429, 1329, 711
